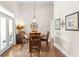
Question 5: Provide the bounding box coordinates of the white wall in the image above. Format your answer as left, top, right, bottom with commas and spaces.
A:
53, 1, 79, 57
17, 2, 53, 33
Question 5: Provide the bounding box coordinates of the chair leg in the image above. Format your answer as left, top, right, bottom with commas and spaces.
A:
37, 46, 40, 57
38, 49, 40, 57
30, 52, 32, 57
46, 41, 49, 50
20, 44, 24, 50
30, 44, 32, 57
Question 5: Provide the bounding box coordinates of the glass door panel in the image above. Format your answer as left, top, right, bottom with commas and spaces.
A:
9, 19, 13, 44
0, 16, 7, 50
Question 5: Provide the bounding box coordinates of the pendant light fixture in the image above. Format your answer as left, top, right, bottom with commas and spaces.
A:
33, 0, 36, 22
31, 1, 38, 30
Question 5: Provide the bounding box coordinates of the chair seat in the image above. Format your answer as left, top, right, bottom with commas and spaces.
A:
41, 37, 47, 41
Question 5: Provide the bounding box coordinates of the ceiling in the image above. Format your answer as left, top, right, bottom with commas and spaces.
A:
0, 1, 53, 17
0, 1, 53, 5
17, 1, 53, 5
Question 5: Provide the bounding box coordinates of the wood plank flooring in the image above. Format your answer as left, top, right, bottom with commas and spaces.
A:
1, 40, 66, 57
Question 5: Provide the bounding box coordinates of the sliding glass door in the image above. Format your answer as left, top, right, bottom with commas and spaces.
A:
0, 13, 14, 55
0, 16, 7, 50
0, 6, 14, 55
9, 19, 13, 44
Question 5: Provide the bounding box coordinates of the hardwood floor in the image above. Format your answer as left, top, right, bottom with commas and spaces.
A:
1, 40, 66, 57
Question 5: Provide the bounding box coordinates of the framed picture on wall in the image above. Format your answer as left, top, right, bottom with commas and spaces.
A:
65, 11, 79, 31
55, 18, 61, 30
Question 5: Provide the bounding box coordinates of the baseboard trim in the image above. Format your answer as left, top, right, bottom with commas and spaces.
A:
54, 43, 70, 57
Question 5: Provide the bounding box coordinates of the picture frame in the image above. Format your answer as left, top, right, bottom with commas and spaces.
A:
65, 11, 79, 31
55, 18, 61, 30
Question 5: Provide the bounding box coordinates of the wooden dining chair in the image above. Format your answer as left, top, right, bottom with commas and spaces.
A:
41, 31, 50, 50
29, 32, 41, 56
20, 31, 28, 50
20, 31, 25, 50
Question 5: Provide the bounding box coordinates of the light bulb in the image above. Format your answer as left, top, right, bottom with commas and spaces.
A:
33, 18, 36, 22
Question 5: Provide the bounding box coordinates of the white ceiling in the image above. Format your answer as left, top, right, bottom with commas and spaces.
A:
17, 1, 53, 5
0, 1, 53, 5
0, 1, 53, 17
